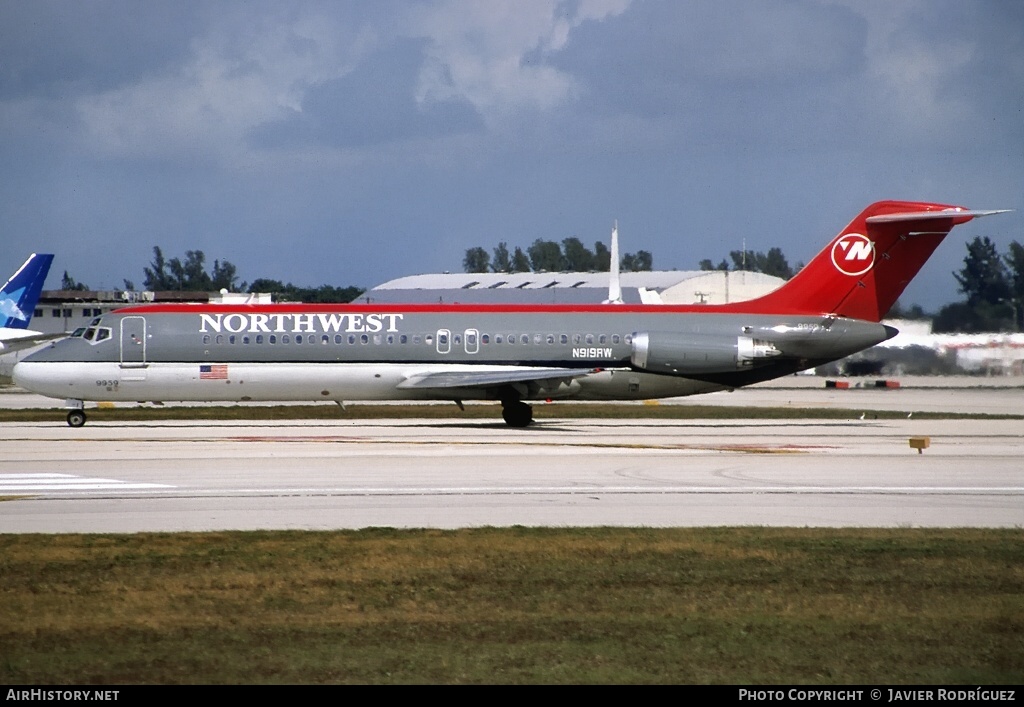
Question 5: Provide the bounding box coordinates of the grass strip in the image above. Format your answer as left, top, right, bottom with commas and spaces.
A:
1, 527, 1021, 684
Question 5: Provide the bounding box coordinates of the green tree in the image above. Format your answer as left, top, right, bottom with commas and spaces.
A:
761, 247, 794, 279
885, 300, 929, 320
954, 236, 1010, 307
699, 259, 729, 271
143, 247, 241, 291
510, 247, 531, 273
1004, 241, 1024, 330
593, 242, 611, 271
621, 250, 652, 272
167, 250, 213, 291
932, 301, 1014, 333
211, 259, 240, 291
143, 246, 175, 290
527, 239, 565, 272
247, 279, 363, 303
463, 247, 490, 273
562, 237, 596, 271
728, 248, 793, 278
491, 242, 511, 273
60, 271, 89, 291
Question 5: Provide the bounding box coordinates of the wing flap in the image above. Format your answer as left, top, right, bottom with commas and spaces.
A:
397, 366, 598, 390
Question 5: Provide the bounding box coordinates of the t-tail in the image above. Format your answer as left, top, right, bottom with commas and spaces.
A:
741, 201, 1010, 322
1, 253, 54, 329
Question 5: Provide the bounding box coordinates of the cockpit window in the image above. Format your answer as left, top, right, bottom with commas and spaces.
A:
90, 318, 102, 326
71, 328, 86, 338
84, 327, 112, 344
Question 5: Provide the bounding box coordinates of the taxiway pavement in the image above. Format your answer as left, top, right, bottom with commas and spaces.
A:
1, 415, 1021, 532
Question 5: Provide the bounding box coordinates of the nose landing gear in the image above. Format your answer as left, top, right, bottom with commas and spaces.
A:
65, 400, 87, 427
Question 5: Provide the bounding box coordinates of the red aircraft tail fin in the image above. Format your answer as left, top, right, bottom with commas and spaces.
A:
744, 200, 1007, 322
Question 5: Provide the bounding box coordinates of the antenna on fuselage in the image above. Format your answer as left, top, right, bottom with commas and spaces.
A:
604, 220, 624, 304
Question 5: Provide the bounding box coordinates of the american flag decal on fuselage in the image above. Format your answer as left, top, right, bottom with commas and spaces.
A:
199, 364, 228, 380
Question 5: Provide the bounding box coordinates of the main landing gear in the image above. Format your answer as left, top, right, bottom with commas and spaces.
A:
500, 399, 534, 428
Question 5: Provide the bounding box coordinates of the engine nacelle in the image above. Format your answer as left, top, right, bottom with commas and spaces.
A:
631, 331, 781, 374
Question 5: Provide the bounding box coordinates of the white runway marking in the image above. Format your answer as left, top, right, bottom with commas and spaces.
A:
18, 485, 1019, 499
0, 473, 174, 493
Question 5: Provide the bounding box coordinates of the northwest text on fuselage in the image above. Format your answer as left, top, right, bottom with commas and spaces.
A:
199, 313, 404, 335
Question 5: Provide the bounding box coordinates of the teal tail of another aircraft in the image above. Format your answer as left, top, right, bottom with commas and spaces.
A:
1, 253, 54, 329
740, 201, 1010, 322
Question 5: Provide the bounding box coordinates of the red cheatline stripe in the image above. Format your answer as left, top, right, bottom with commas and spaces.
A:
114, 301, 823, 316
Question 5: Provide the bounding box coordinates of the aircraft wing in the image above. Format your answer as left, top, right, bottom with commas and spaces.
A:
397, 366, 599, 390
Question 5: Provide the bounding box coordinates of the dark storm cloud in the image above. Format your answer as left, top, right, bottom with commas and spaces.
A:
251, 38, 483, 149
0, 0, 203, 99
548, 0, 869, 145
899, 1, 1024, 146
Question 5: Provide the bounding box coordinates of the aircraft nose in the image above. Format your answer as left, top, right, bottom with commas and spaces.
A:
12, 360, 54, 396
12, 360, 35, 391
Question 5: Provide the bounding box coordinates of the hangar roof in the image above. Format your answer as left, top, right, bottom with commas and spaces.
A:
364, 270, 787, 305
371, 271, 700, 291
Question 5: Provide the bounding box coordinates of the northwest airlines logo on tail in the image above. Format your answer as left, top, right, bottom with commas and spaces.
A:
830, 233, 875, 276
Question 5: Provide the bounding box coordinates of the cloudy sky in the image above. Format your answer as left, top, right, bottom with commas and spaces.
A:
1, 0, 1021, 311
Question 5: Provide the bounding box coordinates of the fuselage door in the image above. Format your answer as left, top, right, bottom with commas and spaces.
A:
436, 329, 451, 355
119, 316, 147, 367
464, 328, 479, 354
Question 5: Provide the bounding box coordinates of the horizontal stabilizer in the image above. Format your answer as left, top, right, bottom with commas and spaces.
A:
398, 366, 597, 390
866, 208, 1012, 223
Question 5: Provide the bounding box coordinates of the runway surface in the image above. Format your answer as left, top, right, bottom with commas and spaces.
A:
1, 414, 1021, 532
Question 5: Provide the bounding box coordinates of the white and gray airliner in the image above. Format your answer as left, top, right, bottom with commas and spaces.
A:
13, 201, 1007, 427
